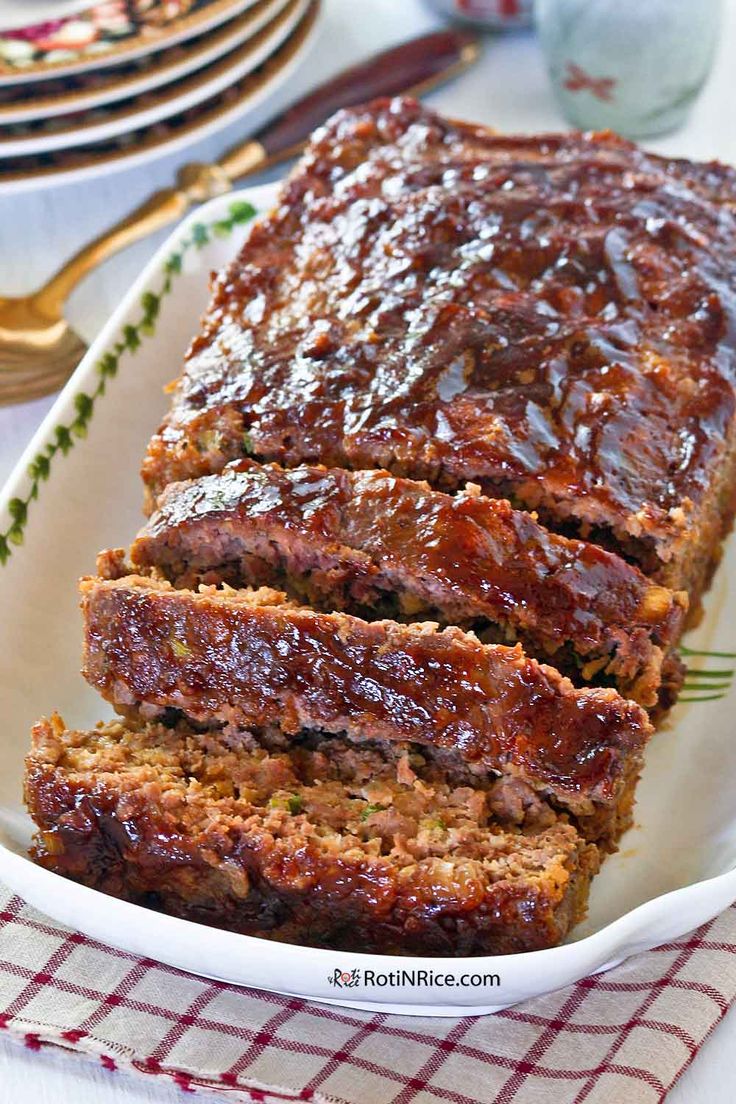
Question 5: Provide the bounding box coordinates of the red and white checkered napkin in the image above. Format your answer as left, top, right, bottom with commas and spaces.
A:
1, 883, 736, 1104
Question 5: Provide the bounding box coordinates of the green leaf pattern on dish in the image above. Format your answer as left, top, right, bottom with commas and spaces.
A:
0, 201, 257, 567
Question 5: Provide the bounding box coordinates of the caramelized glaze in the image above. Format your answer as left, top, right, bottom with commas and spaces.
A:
81, 575, 652, 840
27, 716, 598, 956
143, 98, 736, 571
135, 460, 686, 708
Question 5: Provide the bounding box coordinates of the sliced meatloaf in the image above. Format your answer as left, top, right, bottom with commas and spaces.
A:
26, 714, 600, 955
132, 459, 687, 710
141, 97, 736, 611
81, 574, 652, 846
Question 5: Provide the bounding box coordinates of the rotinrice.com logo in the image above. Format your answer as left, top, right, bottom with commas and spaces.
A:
328, 968, 500, 989
328, 968, 361, 989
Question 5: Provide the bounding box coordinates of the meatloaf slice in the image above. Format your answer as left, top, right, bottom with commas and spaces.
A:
141, 97, 736, 611
132, 459, 687, 711
26, 714, 600, 956
81, 574, 652, 846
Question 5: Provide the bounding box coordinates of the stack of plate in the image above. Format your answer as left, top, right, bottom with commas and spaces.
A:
0, 0, 320, 194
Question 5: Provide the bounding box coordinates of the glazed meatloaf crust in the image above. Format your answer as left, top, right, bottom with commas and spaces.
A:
132, 459, 687, 710
141, 97, 736, 609
26, 715, 600, 955
81, 574, 652, 845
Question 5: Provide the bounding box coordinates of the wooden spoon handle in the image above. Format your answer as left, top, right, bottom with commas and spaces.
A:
37, 29, 480, 308
255, 29, 479, 161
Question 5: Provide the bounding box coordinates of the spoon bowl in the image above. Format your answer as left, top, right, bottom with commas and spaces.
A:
0, 292, 87, 405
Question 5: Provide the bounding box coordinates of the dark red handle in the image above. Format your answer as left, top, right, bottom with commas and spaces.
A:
254, 29, 479, 160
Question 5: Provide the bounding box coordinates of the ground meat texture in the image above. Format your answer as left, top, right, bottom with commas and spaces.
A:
140, 98, 736, 614
132, 459, 687, 711
80, 574, 652, 847
25, 715, 600, 956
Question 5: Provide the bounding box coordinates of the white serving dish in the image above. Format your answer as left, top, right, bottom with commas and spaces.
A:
1, 184, 735, 1017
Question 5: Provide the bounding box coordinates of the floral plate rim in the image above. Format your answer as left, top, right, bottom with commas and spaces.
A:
0, 0, 319, 196
0, 0, 289, 123
0, 0, 262, 85
0, 0, 304, 157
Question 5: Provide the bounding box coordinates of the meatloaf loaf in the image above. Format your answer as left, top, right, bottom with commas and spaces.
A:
81, 573, 652, 846
132, 459, 687, 710
26, 714, 600, 955
141, 98, 736, 611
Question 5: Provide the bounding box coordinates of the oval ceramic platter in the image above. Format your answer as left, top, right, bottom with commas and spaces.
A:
0, 0, 292, 124
0, 1, 318, 196
0, 0, 305, 157
1, 183, 735, 1018
0, 0, 263, 84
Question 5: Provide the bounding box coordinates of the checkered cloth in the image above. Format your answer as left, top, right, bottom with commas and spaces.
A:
1, 885, 735, 1103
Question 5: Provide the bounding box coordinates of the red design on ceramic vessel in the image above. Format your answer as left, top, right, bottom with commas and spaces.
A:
564, 62, 617, 102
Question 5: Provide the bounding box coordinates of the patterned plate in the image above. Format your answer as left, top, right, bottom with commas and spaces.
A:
0, 0, 289, 123
0, 2, 92, 32
0, 0, 263, 85
0, 0, 304, 156
0, 0, 319, 194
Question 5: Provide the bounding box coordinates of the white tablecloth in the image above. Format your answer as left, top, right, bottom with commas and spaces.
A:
1, 0, 736, 1098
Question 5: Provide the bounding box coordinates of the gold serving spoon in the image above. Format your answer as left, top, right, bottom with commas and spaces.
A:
0, 29, 479, 405
0, 165, 236, 404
